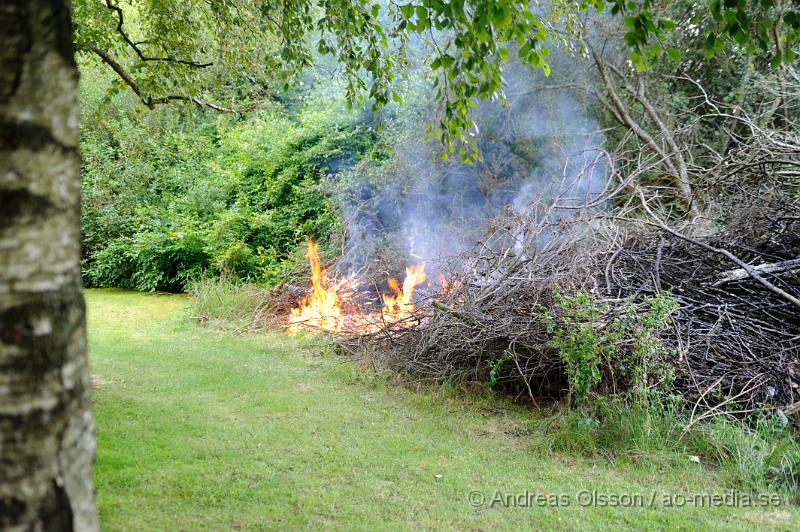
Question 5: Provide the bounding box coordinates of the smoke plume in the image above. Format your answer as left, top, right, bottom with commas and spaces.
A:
335, 51, 606, 280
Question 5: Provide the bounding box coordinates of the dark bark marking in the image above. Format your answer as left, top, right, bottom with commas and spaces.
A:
48, 0, 78, 67
41, 480, 75, 532
0, 3, 32, 102
0, 120, 77, 153
0, 188, 57, 230
0, 287, 84, 376
0, 494, 27, 527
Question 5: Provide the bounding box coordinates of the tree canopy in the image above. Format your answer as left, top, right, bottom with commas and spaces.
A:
74, 0, 799, 158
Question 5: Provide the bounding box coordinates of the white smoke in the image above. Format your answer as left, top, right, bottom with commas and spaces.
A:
335, 48, 606, 278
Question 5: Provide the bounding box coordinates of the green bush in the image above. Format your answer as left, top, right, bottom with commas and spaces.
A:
80, 68, 375, 291
84, 228, 211, 292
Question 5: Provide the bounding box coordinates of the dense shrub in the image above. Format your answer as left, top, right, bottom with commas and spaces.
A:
80, 66, 376, 291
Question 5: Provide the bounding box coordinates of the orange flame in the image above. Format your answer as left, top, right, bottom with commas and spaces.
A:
437, 273, 462, 295
287, 240, 428, 333
382, 263, 427, 317
287, 240, 343, 333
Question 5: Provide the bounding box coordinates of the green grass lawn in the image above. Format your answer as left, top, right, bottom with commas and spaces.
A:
88, 289, 799, 530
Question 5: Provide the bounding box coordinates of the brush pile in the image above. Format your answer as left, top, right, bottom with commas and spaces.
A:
335, 196, 800, 416
337, 202, 592, 401
599, 196, 800, 414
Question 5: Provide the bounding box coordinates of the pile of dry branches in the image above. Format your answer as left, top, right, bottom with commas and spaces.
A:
335, 196, 800, 416
599, 196, 800, 416
336, 203, 594, 402
334, 67, 800, 416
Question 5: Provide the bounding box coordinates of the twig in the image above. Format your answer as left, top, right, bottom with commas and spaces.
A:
636, 189, 800, 309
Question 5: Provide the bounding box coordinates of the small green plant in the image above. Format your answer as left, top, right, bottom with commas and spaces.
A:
543, 290, 604, 405
604, 292, 678, 403
542, 288, 677, 406
485, 351, 513, 391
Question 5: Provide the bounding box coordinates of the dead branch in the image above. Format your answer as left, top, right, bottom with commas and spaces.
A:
591, 50, 697, 215
331, 194, 799, 417
635, 188, 800, 310
784, 401, 800, 417
714, 258, 800, 286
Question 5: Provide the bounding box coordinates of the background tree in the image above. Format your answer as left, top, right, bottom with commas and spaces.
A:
586, 0, 799, 214
0, 1, 98, 529
73, 0, 799, 158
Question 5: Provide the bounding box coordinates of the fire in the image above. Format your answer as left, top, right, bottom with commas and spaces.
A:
382, 263, 427, 317
437, 273, 462, 295
287, 240, 428, 334
287, 240, 345, 333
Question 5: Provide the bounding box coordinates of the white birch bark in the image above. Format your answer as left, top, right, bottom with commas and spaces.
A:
0, 1, 98, 529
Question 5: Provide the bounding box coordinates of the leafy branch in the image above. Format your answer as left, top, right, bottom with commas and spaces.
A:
103, 0, 213, 68
85, 45, 250, 113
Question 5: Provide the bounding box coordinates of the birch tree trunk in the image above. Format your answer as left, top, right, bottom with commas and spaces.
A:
0, 1, 98, 530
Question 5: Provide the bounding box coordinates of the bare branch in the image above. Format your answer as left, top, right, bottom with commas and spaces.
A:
714, 258, 800, 286
592, 50, 697, 214
86, 45, 144, 98
145, 95, 255, 113
635, 188, 800, 310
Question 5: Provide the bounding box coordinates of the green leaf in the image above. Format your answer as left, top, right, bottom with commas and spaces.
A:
490, 5, 511, 27
648, 43, 662, 56
623, 16, 636, 30
704, 32, 717, 53
399, 4, 414, 19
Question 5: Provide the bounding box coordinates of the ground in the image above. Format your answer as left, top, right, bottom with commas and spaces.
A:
88, 289, 799, 530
